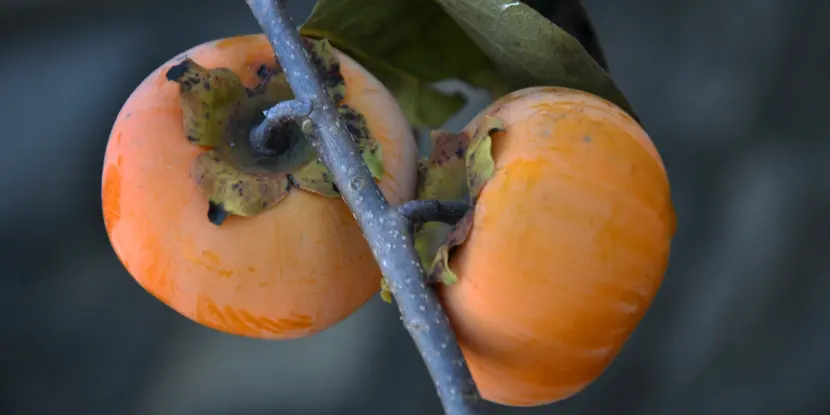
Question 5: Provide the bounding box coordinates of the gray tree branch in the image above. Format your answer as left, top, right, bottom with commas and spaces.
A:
243, 1, 484, 413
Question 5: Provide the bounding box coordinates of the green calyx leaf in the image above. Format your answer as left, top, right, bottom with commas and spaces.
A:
167, 38, 384, 225
299, 0, 511, 128
166, 59, 261, 148
380, 277, 393, 303
302, 37, 348, 103
413, 116, 504, 285
191, 150, 291, 224
288, 40, 384, 197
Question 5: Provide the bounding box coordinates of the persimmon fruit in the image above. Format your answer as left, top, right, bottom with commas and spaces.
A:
101, 34, 418, 340
417, 86, 676, 406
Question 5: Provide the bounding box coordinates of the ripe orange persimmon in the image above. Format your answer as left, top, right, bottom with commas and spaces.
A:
101, 34, 418, 339
434, 87, 676, 406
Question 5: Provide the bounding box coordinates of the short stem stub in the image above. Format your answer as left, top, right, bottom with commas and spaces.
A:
244, 1, 484, 414
398, 200, 470, 224
250, 99, 313, 156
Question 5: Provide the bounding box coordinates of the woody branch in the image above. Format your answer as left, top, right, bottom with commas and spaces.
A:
243, 1, 483, 414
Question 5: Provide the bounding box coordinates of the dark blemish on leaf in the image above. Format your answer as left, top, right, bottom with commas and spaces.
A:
207, 201, 229, 226
332, 183, 339, 194
347, 124, 361, 137
204, 81, 211, 90
165, 60, 191, 82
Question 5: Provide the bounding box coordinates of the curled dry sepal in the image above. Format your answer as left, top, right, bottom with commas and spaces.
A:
380, 117, 503, 301
165, 38, 383, 225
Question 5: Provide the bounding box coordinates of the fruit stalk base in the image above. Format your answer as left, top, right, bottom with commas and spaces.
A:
398, 200, 469, 224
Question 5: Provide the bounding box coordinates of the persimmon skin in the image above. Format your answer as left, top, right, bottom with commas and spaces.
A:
438, 87, 676, 406
102, 34, 418, 339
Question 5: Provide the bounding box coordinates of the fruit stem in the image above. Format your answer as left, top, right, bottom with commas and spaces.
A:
244, 1, 484, 414
398, 200, 469, 224
250, 98, 313, 156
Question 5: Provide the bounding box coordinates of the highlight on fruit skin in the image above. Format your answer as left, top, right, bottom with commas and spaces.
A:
101, 34, 418, 340
416, 86, 676, 406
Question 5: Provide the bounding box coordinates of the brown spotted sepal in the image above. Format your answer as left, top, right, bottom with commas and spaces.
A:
289, 38, 384, 196
412, 116, 504, 285
302, 37, 347, 103
191, 151, 291, 225
166, 38, 384, 225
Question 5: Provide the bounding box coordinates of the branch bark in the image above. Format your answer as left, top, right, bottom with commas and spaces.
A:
244, 1, 483, 413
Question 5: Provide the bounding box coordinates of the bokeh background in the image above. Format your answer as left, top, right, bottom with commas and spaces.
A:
2, 0, 829, 414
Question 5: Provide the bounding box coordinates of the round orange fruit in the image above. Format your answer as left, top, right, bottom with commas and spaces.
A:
101, 34, 418, 340
437, 86, 676, 406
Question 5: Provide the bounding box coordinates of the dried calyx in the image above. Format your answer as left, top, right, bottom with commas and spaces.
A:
165, 38, 384, 225
380, 116, 503, 302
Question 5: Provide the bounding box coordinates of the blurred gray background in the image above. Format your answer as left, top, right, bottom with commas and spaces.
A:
2, 0, 829, 414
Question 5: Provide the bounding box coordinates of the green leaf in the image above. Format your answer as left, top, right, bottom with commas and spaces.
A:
521, 0, 610, 71
433, 0, 637, 119
299, 0, 511, 128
